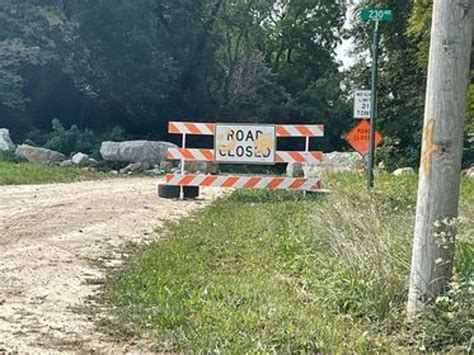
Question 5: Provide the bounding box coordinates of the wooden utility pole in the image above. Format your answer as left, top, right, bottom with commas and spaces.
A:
407, 0, 473, 317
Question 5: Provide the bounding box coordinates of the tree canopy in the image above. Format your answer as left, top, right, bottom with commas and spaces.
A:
0, 0, 472, 166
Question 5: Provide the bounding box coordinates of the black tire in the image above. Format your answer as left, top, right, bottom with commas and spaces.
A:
158, 184, 199, 199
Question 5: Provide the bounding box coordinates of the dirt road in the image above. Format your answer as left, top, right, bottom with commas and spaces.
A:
0, 177, 220, 354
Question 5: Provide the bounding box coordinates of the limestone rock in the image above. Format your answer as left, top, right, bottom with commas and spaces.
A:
465, 166, 474, 178
72, 153, 90, 167
393, 167, 415, 176
60, 160, 73, 167
160, 159, 178, 173
0, 129, 15, 151
15, 145, 66, 164
100, 141, 177, 165
119, 162, 151, 174
307, 152, 365, 176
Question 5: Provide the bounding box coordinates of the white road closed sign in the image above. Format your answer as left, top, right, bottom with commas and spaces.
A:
354, 90, 371, 119
215, 124, 276, 164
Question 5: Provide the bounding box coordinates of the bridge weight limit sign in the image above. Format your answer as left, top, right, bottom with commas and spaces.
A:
354, 90, 371, 119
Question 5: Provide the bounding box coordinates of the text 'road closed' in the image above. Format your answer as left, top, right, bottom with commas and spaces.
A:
215, 124, 276, 164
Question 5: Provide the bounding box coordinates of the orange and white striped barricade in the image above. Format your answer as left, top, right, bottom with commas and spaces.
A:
164, 122, 325, 198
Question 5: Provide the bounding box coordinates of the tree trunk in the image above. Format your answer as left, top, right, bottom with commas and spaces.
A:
407, 0, 473, 317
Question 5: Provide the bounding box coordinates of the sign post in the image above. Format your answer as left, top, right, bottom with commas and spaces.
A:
367, 19, 379, 190
359, 8, 393, 190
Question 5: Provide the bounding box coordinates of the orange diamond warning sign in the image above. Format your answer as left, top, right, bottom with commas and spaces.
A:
344, 120, 383, 157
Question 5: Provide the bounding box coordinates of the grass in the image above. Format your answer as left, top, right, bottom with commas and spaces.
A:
106, 173, 473, 353
0, 160, 103, 185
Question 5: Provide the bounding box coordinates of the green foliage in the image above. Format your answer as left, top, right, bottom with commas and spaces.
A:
1, 0, 349, 153
347, 0, 426, 170
0, 150, 25, 163
26, 119, 125, 158
0, 161, 102, 185
403, 222, 473, 352
0, 2, 86, 110
406, 0, 432, 69
106, 175, 473, 352
406, 0, 473, 168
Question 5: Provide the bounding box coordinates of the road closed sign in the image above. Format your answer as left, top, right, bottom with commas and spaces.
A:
215, 124, 276, 164
344, 120, 383, 157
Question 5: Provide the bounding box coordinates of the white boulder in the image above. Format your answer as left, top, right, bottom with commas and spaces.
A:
393, 167, 415, 176
304, 152, 365, 177
15, 145, 66, 164
465, 166, 474, 178
119, 162, 151, 174
100, 141, 177, 165
60, 159, 73, 167
72, 152, 90, 167
0, 129, 16, 151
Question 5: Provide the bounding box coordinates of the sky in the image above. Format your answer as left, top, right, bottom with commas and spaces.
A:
335, 0, 358, 69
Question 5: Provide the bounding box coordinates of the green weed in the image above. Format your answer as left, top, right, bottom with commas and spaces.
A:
107, 174, 473, 353
0, 161, 103, 185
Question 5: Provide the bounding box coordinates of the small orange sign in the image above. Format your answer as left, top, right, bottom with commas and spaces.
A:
344, 120, 383, 157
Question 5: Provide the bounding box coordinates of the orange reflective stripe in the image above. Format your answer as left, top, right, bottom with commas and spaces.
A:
295, 125, 312, 136
201, 176, 218, 186
202, 150, 214, 160
168, 122, 179, 133
288, 178, 305, 189
206, 123, 215, 133
222, 176, 239, 187
244, 177, 261, 188
267, 177, 284, 189
180, 148, 195, 160
289, 152, 304, 162
185, 123, 201, 135
311, 151, 324, 160
165, 174, 174, 182
179, 175, 196, 185
276, 126, 291, 136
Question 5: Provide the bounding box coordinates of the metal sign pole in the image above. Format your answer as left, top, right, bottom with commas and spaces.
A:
368, 19, 379, 190
180, 133, 187, 200
303, 136, 310, 198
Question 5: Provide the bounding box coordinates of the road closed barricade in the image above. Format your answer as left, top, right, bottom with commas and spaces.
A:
159, 122, 325, 199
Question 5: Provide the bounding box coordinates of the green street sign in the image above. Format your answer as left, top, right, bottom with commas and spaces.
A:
359, 9, 394, 22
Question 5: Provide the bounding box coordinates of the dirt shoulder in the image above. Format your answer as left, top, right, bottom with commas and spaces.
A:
0, 177, 220, 354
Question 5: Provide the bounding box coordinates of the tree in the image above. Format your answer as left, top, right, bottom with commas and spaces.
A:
347, 0, 427, 169
1, 0, 350, 152
407, 0, 472, 316
407, 0, 474, 167
0, 1, 94, 133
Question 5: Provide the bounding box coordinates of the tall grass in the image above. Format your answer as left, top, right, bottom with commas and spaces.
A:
107, 174, 473, 353
0, 160, 103, 185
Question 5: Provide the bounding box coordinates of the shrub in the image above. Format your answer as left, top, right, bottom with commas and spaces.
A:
26, 118, 125, 158
0, 150, 25, 163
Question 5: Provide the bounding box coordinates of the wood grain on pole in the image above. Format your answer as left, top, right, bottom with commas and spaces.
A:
407, 0, 473, 317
